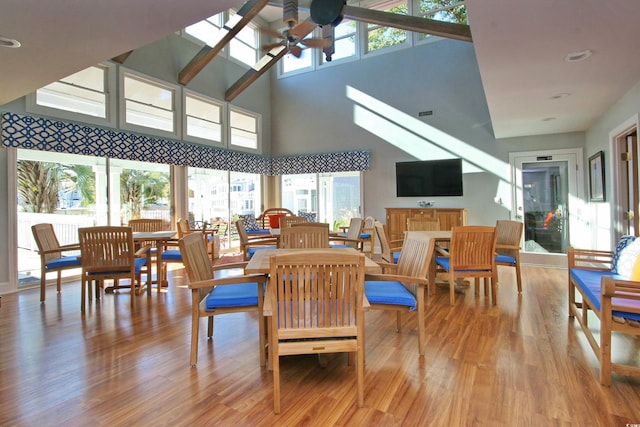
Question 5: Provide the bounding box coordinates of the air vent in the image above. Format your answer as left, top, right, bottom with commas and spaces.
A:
418, 110, 434, 117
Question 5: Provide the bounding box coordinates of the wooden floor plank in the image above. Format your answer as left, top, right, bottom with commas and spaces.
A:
1, 263, 640, 425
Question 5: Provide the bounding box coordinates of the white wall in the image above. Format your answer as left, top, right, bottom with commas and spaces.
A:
271, 39, 585, 226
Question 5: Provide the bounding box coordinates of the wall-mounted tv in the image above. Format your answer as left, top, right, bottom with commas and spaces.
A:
396, 158, 463, 197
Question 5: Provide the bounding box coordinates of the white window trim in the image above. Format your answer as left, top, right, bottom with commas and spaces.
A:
228, 105, 262, 154
182, 89, 227, 148
25, 62, 117, 128
118, 67, 182, 139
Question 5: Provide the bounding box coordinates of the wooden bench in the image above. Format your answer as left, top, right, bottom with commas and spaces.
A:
568, 247, 640, 385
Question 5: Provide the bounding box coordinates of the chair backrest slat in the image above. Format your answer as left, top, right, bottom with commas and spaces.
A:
407, 218, 440, 231
450, 226, 497, 270
495, 220, 523, 258
78, 226, 135, 274
32, 223, 63, 263
278, 225, 330, 249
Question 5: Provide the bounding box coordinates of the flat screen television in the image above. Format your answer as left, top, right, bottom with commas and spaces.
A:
396, 158, 463, 197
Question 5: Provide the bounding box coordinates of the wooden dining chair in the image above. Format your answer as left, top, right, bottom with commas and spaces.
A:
31, 223, 82, 302
406, 218, 441, 231
177, 217, 216, 262
278, 215, 309, 228
495, 220, 524, 293
78, 226, 150, 312
435, 226, 498, 305
374, 221, 403, 263
236, 219, 278, 260
178, 232, 267, 367
278, 224, 330, 248
364, 234, 431, 355
130, 218, 180, 289
330, 217, 365, 251
265, 250, 366, 413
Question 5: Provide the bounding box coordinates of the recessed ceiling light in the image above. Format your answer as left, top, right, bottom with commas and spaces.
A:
551, 93, 570, 99
564, 49, 592, 62
542, 117, 556, 122
0, 35, 21, 48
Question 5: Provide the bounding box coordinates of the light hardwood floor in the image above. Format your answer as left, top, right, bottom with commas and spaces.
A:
1, 262, 640, 426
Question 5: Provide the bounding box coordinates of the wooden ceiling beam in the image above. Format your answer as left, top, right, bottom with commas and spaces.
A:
343, 5, 473, 42
178, 0, 271, 85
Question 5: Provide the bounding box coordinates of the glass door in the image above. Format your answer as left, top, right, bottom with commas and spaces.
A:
511, 149, 585, 265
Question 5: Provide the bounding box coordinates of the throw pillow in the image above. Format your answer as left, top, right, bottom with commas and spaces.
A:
240, 213, 260, 231
631, 256, 640, 281
612, 235, 636, 273
297, 211, 317, 222
616, 238, 640, 279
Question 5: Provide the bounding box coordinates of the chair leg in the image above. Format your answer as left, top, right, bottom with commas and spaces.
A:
395, 311, 402, 332
515, 264, 523, 293
81, 278, 86, 313
450, 275, 457, 305
190, 298, 201, 367
273, 348, 281, 414
40, 265, 47, 302
207, 316, 214, 338
56, 271, 62, 293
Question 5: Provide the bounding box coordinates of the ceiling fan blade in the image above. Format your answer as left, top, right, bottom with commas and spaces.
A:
342, 5, 472, 42
289, 45, 303, 57
298, 38, 331, 48
289, 19, 318, 40
258, 25, 285, 40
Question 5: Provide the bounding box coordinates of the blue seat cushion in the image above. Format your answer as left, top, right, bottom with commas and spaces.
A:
435, 257, 489, 273
393, 251, 401, 264
134, 257, 148, 274
247, 245, 277, 259
365, 280, 416, 311
46, 255, 81, 270
330, 244, 352, 250
570, 268, 640, 322
161, 249, 182, 261
248, 229, 271, 235
360, 232, 372, 239
205, 283, 259, 310
495, 254, 516, 265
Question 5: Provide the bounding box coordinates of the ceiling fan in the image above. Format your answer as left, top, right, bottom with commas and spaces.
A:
259, 0, 330, 58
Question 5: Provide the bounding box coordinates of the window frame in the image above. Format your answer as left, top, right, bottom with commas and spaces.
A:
228, 105, 262, 154
118, 68, 181, 139
182, 89, 226, 148
26, 62, 117, 127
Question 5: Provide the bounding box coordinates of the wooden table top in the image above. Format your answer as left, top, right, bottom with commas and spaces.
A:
245, 247, 381, 274
132, 231, 176, 240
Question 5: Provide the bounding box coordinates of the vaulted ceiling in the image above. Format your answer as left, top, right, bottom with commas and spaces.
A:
1, 0, 639, 139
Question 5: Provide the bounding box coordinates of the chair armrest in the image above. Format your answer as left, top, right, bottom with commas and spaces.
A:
188, 274, 266, 290
211, 261, 248, 271
375, 261, 398, 273
40, 244, 81, 255
134, 244, 152, 257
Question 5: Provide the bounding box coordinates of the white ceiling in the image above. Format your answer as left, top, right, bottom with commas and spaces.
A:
1, 0, 639, 139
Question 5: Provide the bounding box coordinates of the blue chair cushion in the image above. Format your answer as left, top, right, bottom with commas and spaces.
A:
393, 251, 401, 264
248, 229, 271, 236
134, 257, 147, 274
365, 280, 416, 311
161, 249, 182, 261
330, 244, 351, 249
435, 257, 488, 273
569, 268, 640, 322
495, 254, 516, 265
247, 245, 277, 259
205, 283, 259, 310
360, 232, 372, 239
46, 255, 81, 270
240, 213, 261, 231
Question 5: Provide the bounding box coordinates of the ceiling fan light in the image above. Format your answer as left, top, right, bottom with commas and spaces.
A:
0, 35, 21, 48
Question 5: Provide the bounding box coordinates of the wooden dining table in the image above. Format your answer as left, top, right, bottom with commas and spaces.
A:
132, 230, 177, 291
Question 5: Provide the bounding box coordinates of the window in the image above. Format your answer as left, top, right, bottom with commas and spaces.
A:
229, 15, 259, 66
184, 92, 224, 145
188, 167, 232, 249
122, 71, 177, 135
27, 63, 115, 126
185, 13, 225, 46
281, 172, 361, 229
229, 107, 260, 152
365, 0, 408, 53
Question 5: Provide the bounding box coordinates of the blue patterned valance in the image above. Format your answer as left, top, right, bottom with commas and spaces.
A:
1, 112, 370, 175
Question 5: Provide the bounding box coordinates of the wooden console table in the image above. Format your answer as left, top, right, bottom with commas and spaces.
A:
385, 207, 467, 241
